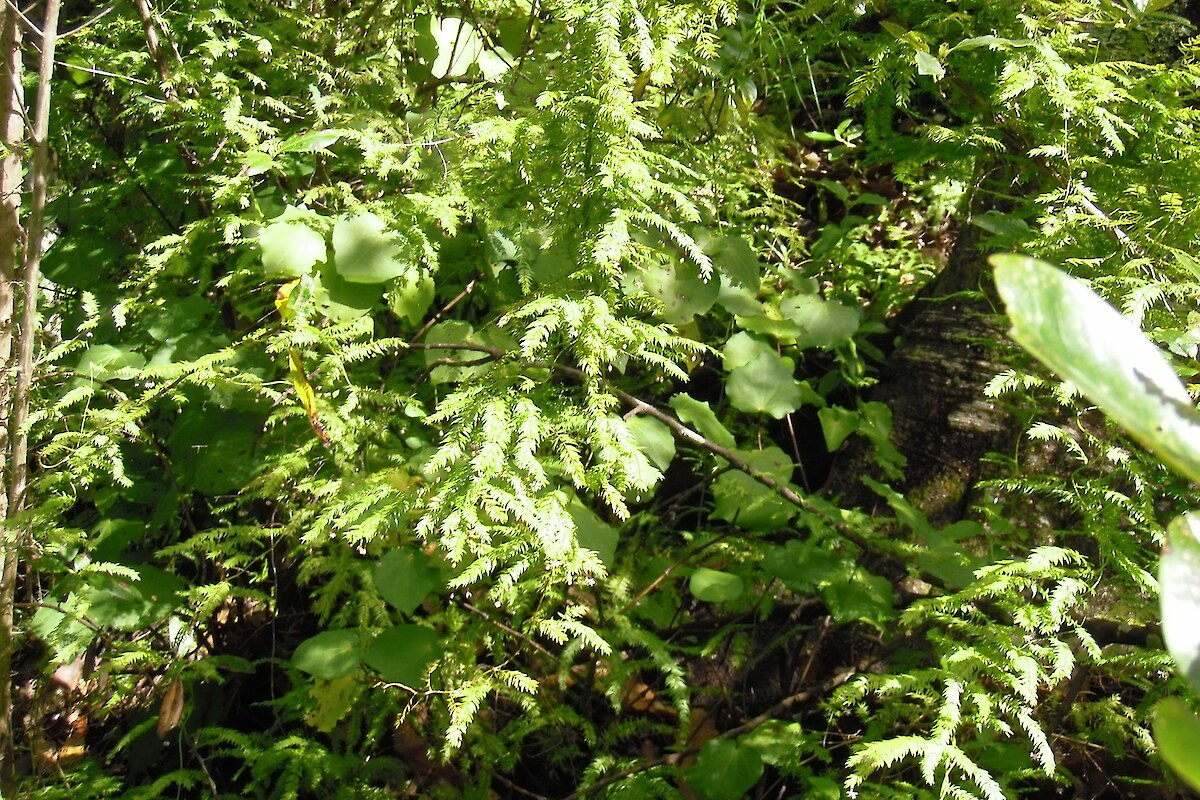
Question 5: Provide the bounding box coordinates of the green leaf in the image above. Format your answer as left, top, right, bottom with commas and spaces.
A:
424, 320, 483, 384
362, 625, 441, 686
780, 295, 860, 350
817, 405, 858, 451
626, 415, 676, 472
724, 333, 803, 418
712, 470, 797, 531
240, 150, 276, 176
1162, 512, 1200, 691
260, 220, 327, 278
388, 271, 435, 325
915, 50, 945, 80
690, 567, 745, 603
43, 235, 121, 289
279, 129, 345, 153
669, 394, 737, 450
642, 259, 719, 324
333, 212, 413, 284
762, 540, 845, 595
709, 235, 760, 288
993, 255, 1200, 485
686, 739, 764, 800
169, 409, 262, 495
374, 549, 440, 616
315, 260, 381, 322
82, 565, 184, 631
76, 345, 145, 381
1154, 699, 1200, 791
569, 502, 619, 567
293, 630, 361, 681
820, 569, 895, 627
428, 18, 486, 79
740, 720, 804, 766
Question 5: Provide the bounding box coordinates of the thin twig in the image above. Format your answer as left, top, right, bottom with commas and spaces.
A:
410, 277, 477, 344
461, 601, 555, 659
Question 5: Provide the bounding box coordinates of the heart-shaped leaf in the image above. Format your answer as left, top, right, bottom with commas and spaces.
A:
362, 625, 441, 686
260, 220, 326, 278
686, 739, 764, 800
374, 549, 440, 616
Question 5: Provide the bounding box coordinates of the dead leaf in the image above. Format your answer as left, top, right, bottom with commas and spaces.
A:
156, 678, 185, 738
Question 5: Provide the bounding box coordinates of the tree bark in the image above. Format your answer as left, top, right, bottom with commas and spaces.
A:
821, 221, 1017, 528
0, 0, 60, 787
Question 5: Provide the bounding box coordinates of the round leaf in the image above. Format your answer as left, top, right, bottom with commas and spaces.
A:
781, 295, 860, 350
260, 221, 326, 278
686, 739, 764, 800
362, 624, 441, 686
723, 333, 803, 418
292, 630, 361, 680
333, 212, 412, 284
690, 568, 745, 603
642, 260, 719, 324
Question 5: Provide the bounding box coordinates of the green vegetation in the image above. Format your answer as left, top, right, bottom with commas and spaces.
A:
0, 0, 1198, 797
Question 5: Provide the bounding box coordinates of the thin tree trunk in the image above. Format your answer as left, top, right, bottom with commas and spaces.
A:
0, 0, 24, 526
0, 0, 60, 787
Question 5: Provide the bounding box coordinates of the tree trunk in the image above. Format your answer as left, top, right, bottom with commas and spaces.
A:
822, 221, 1017, 528
0, 1, 60, 787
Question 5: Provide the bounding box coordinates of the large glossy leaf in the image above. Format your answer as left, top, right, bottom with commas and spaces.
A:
362, 624, 441, 686
374, 549, 440, 616
1154, 699, 1200, 791
1162, 512, 1200, 691
292, 630, 361, 680
333, 212, 412, 284
993, 255, 1200, 485
723, 333, 803, 418
686, 739, 764, 800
